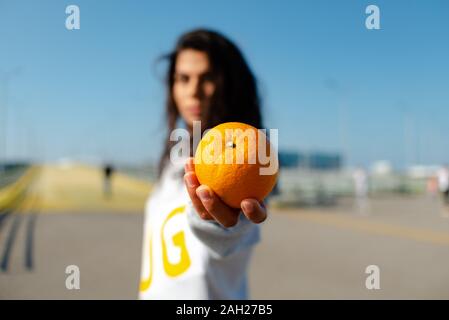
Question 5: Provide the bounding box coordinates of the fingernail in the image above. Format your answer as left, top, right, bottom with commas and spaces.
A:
242, 201, 253, 212
185, 174, 197, 188
197, 188, 211, 201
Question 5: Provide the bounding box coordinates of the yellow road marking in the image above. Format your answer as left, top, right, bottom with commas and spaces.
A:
3, 164, 153, 213
0, 167, 39, 210
281, 210, 449, 247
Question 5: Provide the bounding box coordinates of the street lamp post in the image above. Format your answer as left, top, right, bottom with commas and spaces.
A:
1, 68, 20, 174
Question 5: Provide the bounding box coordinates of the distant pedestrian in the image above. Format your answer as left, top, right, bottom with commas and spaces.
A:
437, 165, 449, 205
103, 164, 114, 198
353, 167, 369, 215
426, 176, 438, 198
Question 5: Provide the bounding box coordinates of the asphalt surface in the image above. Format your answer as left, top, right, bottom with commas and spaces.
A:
1, 195, 449, 299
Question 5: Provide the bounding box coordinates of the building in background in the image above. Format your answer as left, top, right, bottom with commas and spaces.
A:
279, 150, 342, 171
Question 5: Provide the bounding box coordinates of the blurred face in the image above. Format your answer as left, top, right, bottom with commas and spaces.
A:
173, 49, 216, 129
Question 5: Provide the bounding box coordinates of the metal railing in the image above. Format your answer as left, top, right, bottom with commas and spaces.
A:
271, 168, 429, 207
0, 165, 29, 189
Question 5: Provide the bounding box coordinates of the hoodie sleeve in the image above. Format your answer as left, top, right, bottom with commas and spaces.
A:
185, 200, 261, 259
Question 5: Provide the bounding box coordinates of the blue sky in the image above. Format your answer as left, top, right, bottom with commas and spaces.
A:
1, 0, 448, 169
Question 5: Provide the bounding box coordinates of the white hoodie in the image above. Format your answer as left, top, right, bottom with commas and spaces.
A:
138, 157, 260, 300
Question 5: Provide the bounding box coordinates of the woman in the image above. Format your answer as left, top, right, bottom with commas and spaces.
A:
139, 29, 269, 299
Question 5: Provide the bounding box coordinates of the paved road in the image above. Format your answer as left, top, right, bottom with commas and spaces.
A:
1, 196, 449, 299
250, 196, 449, 299
0, 211, 142, 299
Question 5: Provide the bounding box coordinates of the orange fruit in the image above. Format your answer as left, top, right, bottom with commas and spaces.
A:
194, 122, 278, 208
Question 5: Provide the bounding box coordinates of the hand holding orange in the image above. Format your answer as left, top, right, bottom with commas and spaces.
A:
183, 122, 278, 227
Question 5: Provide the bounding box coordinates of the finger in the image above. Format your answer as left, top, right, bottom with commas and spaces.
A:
196, 185, 240, 228
184, 157, 195, 174
241, 199, 267, 224
184, 172, 214, 220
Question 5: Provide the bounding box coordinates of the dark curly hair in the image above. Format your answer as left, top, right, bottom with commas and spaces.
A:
158, 28, 263, 176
